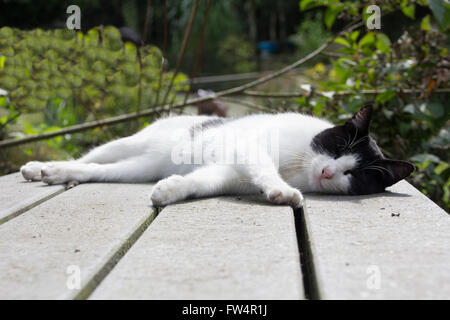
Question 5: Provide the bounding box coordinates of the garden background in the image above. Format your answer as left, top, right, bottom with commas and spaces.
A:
0, 0, 448, 211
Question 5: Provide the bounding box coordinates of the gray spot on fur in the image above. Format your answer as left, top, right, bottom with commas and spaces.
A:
189, 117, 232, 138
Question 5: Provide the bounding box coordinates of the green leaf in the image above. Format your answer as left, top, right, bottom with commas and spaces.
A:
435, 162, 450, 175
410, 153, 441, 164
0, 27, 13, 39
427, 0, 450, 30
401, 2, 415, 19
376, 33, 391, 54
334, 37, 351, 47
358, 32, 376, 48
324, 6, 341, 29
421, 15, 431, 31
312, 100, 325, 116
350, 31, 360, 43
300, 0, 321, 11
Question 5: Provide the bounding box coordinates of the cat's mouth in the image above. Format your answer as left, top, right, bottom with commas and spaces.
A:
316, 176, 325, 190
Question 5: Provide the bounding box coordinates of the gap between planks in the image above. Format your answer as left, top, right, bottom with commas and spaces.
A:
293, 206, 322, 300
75, 206, 161, 300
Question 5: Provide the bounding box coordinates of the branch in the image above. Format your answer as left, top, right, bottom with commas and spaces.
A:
160, 0, 200, 106
183, 0, 212, 104
220, 97, 274, 113
243, 88, 450, 98
0, 94, 212, 148
142, 0, 151, 45
153, 0, 168, 107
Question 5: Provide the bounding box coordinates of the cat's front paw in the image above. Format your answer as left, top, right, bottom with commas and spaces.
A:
150, 175, 189, 206
20, 161, 45, 181
41, 164, 69, 185
267, 186, 304, 208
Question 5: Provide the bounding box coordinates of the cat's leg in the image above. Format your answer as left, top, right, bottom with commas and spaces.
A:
20, 135, 145, 181
150, 152, 304, 208
150, 165, 254, 206
77, 135, 145, 164
39, 155, 160, 184
237, 152, 304, 208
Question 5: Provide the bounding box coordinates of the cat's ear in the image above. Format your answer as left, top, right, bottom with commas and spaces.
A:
374, 159, 416, 188
346, 104, 373, 134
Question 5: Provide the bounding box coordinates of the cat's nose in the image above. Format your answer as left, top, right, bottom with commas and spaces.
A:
321, 166, 334, 179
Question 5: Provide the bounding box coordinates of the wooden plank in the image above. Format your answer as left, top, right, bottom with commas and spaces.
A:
0, 173, 65, 224
90, 196, 304, 299
0, 182, 156, 299
302, 180, 450, 299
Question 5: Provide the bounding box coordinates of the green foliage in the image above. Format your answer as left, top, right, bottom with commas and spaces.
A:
217, 34, 256, 73
0, 26, 186, 172
167, 0, 254, 75
427, 0, 450, 30
0, 95, 20, 140
298, 0, 450, 211
290, 11, 331, 62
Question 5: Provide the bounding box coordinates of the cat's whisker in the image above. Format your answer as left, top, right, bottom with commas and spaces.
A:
349, 135, 368, 150
281, 157, 312, 165
364, 167, 385, 175
349, 126, 358, 150
366, 165, 393, 177
281, 148, 314, 157
336, 136, 350, 149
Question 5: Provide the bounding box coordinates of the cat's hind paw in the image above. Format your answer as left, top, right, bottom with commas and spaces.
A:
150, 175, 189, 207
20, 161, 45, 181
267, 186, 304, 208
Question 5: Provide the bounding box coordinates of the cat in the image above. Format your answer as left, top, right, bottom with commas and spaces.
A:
20, 105, 415, 208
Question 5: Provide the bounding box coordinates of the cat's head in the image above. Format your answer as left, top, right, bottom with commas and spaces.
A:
309, 105, 415, 195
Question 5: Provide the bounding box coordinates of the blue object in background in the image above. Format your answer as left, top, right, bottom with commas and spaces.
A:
258, 41, 280, 54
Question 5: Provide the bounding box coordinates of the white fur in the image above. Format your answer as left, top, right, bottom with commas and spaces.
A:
20, 113, 357, 208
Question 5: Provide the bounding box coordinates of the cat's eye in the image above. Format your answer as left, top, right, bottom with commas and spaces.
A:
344, 170, 351, 175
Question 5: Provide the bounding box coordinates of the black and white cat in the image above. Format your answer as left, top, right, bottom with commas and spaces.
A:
20, 105, 414, 208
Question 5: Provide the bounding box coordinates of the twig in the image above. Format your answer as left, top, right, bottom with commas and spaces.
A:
220, 97, 274, 113
153, 0, 168, 107
243, 88, 450, 98
188, 72, 263, 84
243, 91, 307, 98
161, 0, 200, 107
322, 50, 346, 58
183, 0, 211, 105
137, 0, 152, 129
142, 0, 151, 45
